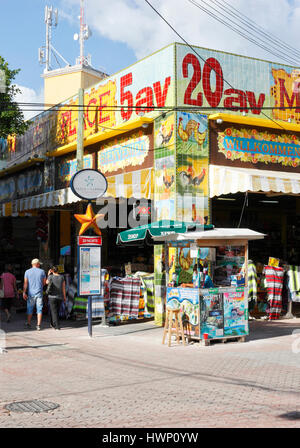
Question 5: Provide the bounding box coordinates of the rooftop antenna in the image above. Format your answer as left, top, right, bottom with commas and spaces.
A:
39, 5, 71, 72
75, 0, 92, 66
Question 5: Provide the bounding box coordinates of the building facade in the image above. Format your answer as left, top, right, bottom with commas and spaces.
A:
1, 43, 300, 324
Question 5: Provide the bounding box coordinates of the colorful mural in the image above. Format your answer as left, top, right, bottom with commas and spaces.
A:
176, 111, 209, 225
271, 68, 300, 123
154, 112, 176, 221
218, 127, 300, 167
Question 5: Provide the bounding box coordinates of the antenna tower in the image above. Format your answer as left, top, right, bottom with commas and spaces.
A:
39, 5, 71, 72
75, 0, 92, 66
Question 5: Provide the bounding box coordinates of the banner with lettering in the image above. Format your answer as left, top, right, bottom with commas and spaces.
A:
218, 127, 300, 167
176, 43, 300, 124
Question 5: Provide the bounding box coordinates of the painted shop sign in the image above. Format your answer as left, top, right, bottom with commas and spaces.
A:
58, 154, 93, 186
55, 46, 174, 147
218, 128, 300, 167
98, 135, 150, 174
176, 44, 300, 123
0, 168, 43, 202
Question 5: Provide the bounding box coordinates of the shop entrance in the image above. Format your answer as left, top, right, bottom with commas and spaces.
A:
212, 193, 300, 265
212, 192, 300, 319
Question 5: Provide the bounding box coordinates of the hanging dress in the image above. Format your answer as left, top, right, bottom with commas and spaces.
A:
264, 265, 284, 320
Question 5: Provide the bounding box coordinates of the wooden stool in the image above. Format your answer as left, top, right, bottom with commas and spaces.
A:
162, 307, 186, 347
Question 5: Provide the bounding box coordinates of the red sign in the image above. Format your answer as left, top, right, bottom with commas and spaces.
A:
182, 54, 266, 115
78, 236, 102, 246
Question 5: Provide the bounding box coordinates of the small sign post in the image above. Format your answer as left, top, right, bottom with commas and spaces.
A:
77, 236, 102, 337
70, 169, 107, 338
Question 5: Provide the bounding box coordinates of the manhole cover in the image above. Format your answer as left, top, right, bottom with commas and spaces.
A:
5, 400, 59, 413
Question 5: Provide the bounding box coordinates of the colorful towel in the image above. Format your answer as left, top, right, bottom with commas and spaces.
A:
86, 296, 105, 319
73, 296, 88, 313
264, 266, 284, 320
109, 277, 141, 318
248, 262, 257, 302
140, 274, 155, 317
287, 266, 300, 302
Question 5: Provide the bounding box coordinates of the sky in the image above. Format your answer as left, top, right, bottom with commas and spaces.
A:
1, 0, 300, 119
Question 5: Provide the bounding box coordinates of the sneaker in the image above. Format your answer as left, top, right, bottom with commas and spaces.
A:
25, 322, 31, 329
36, 325, 41, 331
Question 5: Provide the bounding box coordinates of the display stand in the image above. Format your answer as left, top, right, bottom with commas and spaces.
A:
154, 228, 265, 345
282, 301, 296, 319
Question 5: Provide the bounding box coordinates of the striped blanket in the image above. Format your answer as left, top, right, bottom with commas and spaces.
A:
287, 266, 300, 302
109, 277, 141, 318
85, 296, 105, 319
73, 296, 88, 313
264, 265, 284, 320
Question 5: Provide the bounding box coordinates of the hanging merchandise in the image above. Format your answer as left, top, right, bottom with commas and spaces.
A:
247, 260, 257, 303
264, 265, 284, 320
109, 277, 141, 320
287, 266, 300, 302
36, 211, 48, 242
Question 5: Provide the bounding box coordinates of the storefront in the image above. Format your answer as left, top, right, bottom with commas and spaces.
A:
1, 42, 300, 325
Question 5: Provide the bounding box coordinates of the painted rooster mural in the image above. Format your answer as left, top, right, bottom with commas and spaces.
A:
178, 167, 206, 191
162, 164, 174, 192
192, 204, 206, 225
178, 117, 207, 148
157, 123, 174, 146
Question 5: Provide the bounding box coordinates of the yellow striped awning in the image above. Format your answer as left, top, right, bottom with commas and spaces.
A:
0, 202, 12, 217
209, 165, 300, 197
2, 167, 154, 214
105, 168, 154, 200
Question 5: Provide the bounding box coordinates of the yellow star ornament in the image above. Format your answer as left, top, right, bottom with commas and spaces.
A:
74, 203, 104, 236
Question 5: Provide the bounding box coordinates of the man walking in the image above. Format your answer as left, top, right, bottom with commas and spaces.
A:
23, 259, 46, 331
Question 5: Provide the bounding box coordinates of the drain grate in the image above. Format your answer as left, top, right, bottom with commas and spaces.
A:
5, 400, 59, 413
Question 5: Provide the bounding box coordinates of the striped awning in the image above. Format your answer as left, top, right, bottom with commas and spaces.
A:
1, 167, 154, 215
0, 202, 12, 217
105, 167, 154, 200
209, 165, 300, 197
15, 188, 81, 212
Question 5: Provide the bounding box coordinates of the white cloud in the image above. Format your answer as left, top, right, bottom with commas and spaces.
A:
61, 0, 300, 65
14, 85, 44, 121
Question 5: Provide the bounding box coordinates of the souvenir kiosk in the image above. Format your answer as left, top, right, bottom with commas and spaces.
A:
153, 228, 265, 344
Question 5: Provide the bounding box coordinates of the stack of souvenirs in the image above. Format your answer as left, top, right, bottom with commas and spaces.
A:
72, 269, 155, 324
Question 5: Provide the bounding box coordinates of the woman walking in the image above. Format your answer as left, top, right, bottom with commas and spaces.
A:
0, 264, 17, 322
46, 266, 66, 330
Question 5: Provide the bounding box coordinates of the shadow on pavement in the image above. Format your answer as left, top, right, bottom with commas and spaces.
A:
1, 309, 300, 342
247, 320, 300, 342
278, 411, 300, 420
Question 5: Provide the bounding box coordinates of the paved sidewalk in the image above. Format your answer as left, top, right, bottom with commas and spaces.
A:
0, 311, 300, 428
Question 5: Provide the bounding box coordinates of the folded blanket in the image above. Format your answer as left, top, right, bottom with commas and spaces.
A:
109, 277, 141, 318
85, 296, 105, 319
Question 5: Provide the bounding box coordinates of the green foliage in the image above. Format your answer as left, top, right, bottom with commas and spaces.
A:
0, 56, 29, 138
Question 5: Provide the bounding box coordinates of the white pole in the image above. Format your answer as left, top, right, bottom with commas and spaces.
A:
80, 0, 85, 65
45, 6, 50, 71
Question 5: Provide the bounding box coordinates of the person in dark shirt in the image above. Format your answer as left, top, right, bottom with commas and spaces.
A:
46, 266, 66, 330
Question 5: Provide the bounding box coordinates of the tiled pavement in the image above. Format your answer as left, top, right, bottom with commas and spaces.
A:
0, 312, 300, 428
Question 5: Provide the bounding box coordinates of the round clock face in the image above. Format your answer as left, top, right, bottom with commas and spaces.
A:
70, 169, 107, 200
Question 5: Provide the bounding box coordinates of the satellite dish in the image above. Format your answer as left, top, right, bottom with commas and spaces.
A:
73, 33, 79, 41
